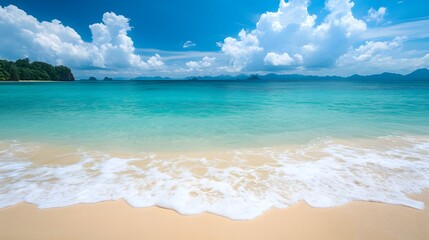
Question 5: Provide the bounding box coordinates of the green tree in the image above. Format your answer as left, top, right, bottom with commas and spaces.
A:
0, 58, 74, 81
31, 61, 58, 80
15, 58, 31, 69
55, 65, 74, 81
0, 61, 8, 80
9, 64, 20, 80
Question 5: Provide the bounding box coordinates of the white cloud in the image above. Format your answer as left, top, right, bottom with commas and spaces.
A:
147, 54, 164, 67
337, 37, 429, 74
365, 7, 387, 24
221, 29, 263, 70
362, 19, 429, 40
186, 56, 216, 70
220, 0, 366, 71
219, 0, 428, 75
183, 40, 196, 49
88, 12, 152, 68
1, 2, 427, 78
338, 37, 403, 63
0, 5, 163, 71
264, 52, 295, 66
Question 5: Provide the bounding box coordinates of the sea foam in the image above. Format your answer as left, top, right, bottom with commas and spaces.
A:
0, 136, 429, 220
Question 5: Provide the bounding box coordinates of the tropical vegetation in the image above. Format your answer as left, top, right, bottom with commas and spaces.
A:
0, 58, 74, 81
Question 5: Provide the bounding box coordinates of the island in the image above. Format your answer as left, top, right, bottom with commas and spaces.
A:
0, 58, 74, 81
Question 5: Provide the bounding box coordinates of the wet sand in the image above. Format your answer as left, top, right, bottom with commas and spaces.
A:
0, 190, 428, 240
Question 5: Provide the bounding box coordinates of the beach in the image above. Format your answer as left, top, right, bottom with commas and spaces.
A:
1, 80, 429, 238
1, 0, 429, 238
1, 190, 428, 240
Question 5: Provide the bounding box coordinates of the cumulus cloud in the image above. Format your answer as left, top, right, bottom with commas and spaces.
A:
336, 37, 429, 74
220, 0, 366, 71
264, 52, 296, 66
183, 40, 196, 49
219, 0, 428, 75
365, 7, 387, 24
338, 37, 403, 63
186, 56, 216, 70
1, 2, 428, 77
147, 54, 164, 67
0, 5, 163, 71
220, 30, 263, 71
88, 12, 154, 69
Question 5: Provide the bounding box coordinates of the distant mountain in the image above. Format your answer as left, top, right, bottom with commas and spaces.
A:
348, 72, 404, 81
184, 75, 238, 80
347, 69, 428, 81
84, 68, 429, 82
406, 68, 429, 80
259, 69, 428, 81
132, 76, 175, 80
257, 69, 427, 81
80, 77, 108, 81
260, 73, 343, 81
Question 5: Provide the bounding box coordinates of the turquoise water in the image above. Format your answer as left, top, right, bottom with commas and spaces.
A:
1, 80, 429, 220
1, 80, 429, 151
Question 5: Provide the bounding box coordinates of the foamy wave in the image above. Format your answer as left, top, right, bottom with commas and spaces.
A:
1, 136, 429, 220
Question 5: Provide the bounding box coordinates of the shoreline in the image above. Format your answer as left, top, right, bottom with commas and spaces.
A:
1, 190, 428, 240
1, 136, 429, 220
0, 80, 70, 82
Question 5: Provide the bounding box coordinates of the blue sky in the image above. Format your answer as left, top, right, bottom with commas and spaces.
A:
0, 0, 428, 78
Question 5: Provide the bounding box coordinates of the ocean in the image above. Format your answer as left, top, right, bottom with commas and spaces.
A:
1, 79, 429, 220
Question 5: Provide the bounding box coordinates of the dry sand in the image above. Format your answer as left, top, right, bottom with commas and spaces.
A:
0, 191, 428, 240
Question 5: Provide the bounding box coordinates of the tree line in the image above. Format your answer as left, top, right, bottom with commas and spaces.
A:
0, 58, 74, 81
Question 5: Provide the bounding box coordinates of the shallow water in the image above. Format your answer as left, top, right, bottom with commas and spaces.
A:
1, 80, 429, 219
